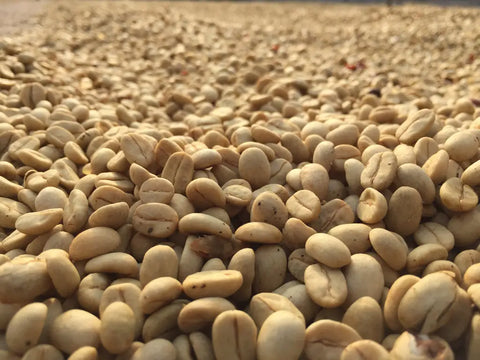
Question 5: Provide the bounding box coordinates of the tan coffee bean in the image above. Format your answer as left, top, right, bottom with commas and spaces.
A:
88, 202, 129, 229
14, 208, 63, 236
249, 292, 304, 329
285, 190, 321, 224
340, 340, 390, 360
224, 184, 252, 208
435, 286, 472, 343
393, 144, 416, 166
0, 258, 52, 303
69, 227, 120, 261
304, 263, 347, 308
368, 106, 397, 123
139, 178, 174, 204
369, 228, 408, 271
356, 187, 387, 224
423, 260, 462, 285
235, 222, 282, 244
344, 254, 384, 306
142, 300, 186, 342
228, 248, 255, 302
192, 149, 222, 169
282, 217, 316, 250
100, 302, 135, 354
413, 222, 454, 250
185, 178, 226, 210
132, 339, 176, 360
133, 203, 178, 238
161, 151, 194, 194
444, 130, 479, 162
178, 213, 231, 239
34, 187, 67, 212
395, 163, 436, 204
313, 141, 335, 171
99, 283, 143, 338
64, 141, 89, 165
257, 310, 305, 360
16, 149, 52, 171
253, 245, 287, 293
305, 233, 351, 268
177, 297, 235, 333
397, 272, 457, 333
77, 273, 110, 315
287, 248, 316, 283
41, 249, 81, 298
304, 320, 361, 360
406, 243, 448, 275
395, 109, 435, 144
300, 163, 329, 201
328, 223, 372, 254
140, 245, 178, 287
309, 199, 354, 233
390, 331, 454, 360
238, 147, 270, 189
5, 302, 47, 355
440, 177, 478, 212
360, 151, 397, 191
251, 191, 288, 229
21, 344, 64, 360
19, 83, 46, 108
120, 133, 156, 168
63, 189, 89, 234
344, 158, 364, 195
88, 185, 132, 211
385, 186, 422, 236
140, 277, 183, 314
50, 309, 101, 354
212, 310, 257, 360
342, 296, 384, 342
275, 281, 320, 323
183, 270, 242, 299
173, 331, 215, 360
84, 252, 138, 277
422, 149, 449, 184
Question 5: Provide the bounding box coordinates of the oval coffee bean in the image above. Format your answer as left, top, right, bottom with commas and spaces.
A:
100, 301, 135, 354
183, 270, 243, 299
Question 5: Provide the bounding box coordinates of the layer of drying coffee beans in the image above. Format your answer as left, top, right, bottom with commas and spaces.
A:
1, 1, 480, 359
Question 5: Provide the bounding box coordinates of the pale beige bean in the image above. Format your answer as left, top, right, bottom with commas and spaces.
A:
100, 302, 135, 354
304, 320, 361, 360
185, 178, 226, 210
64, 141, 89, 165
344, 254, 384, 306
228, 248, 255, 302
139, 178, 174, 204
140, 277, 183, 314
84, 252, 138, 277
397, 272, 457, 333
282, 217, 316, 251
313, 141, 335, 171
0, 258, 52, 303
224, 184, 252, 208
309, 199, 354, 233
34, 187, 67, 212
41, 249, 80, 297
393, 144, 416, 166
249, 292, 305, 328
340, 340, 390, 360
50, 309, 101, 354
178, 213, 231, 239
440, 177, 478, 212
360, 151, 397, 191
161, 151, 194, 194
21, 344, 64, 360
435, 286, 472, 343
177, 297, 235, 333
132, 339, 176, 360
413, 222, 454, 250
395, 109, 435, 144
304, 263, 347, 308
300, 163, 329, 201
275, 282, 320, 323
385, 186, 423, 236
77, 273, 110, 315
140, 245, 178, 287
183, 270, 242, 299
356, 187, 387, 224
342, 296, 384, 343
142, 300, 186, 342
383, 275, 420, 332
390, 331, 454, 360
251, 191, 288, 229
69, 227, 121, 261
235, 222, 282, 244
238, 147, 270, 189
369, 228, 408, 271
67, 346, 98, 360
192, 149, 222, 169
285, 190, 321, 224
15, 208, 63, 236
422, 149, 449, 184
212, 310, 257, 360
257, 311, 305, 360
63, 189, 89, 234
120, 133, 156, 168
328, 223, 372, 254
133, 203, 178, 238
253, 245, 287, 293
305, 233, 351, 268
406, 243, 448, 275
5, 302, 47, 355
444, 130, 479, 162
462, 159, 480, 187
87, 202, 129, 229
395, 163, 436, 204
178, 236, 205, 282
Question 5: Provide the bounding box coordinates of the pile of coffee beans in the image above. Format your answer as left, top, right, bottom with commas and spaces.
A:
1, 1, 480, 359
